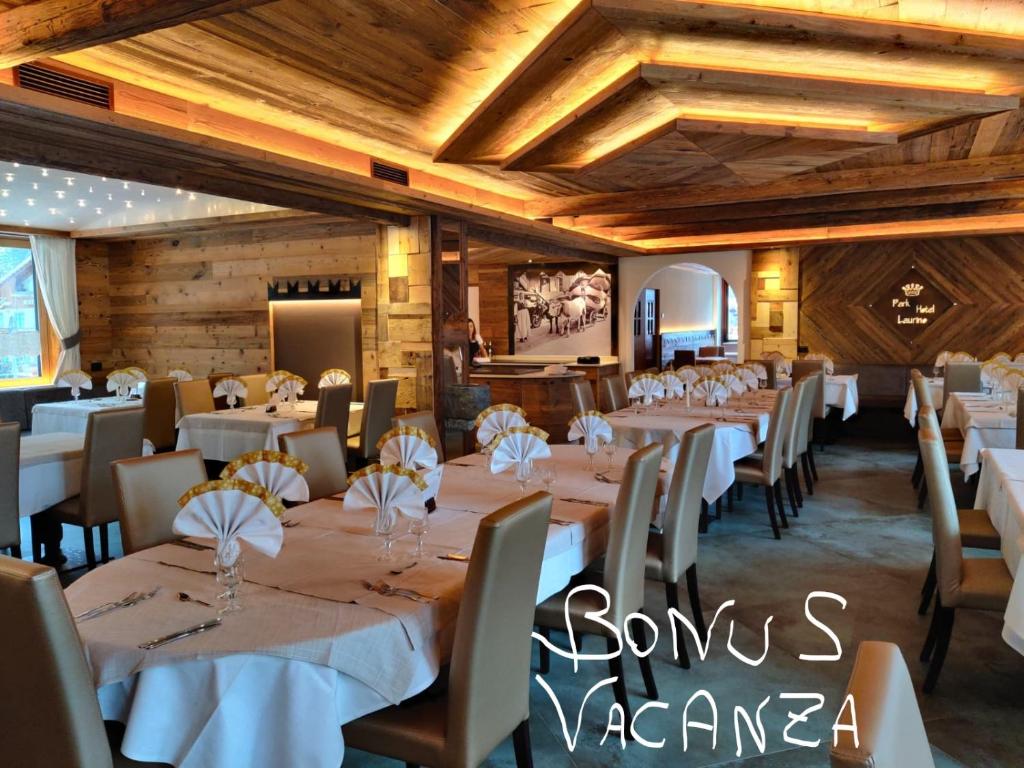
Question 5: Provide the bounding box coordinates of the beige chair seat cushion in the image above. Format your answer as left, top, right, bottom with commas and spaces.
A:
644, 531, 666, 581
46, 496, 84, 526
958, 558, 1014, 612
344, 697, 446, 767
733, 459, 766, 486
958, 509, 1001, 550
534, 583, 619, 638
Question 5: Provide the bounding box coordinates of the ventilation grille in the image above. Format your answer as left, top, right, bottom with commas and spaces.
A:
370, 160, 409, 186
15, 64, 112, 109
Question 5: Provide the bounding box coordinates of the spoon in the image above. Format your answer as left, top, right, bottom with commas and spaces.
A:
177, 592, 212, 608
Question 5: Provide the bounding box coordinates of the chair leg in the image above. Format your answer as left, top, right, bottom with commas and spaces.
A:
512, 719, 533, 768
785, 467, 800, 515
765, 484, 781, 539
736, 482, 744, 501
99, 523, 110, 564
911, 450, 924, 488
698, 500, 709, 534
664, 581, 691, 669
537, 626, 551, 674
918, 552, 937, 616
923, 603, 956, 694
801, 454, 814, 496
685, 564, 707, 646
791, 466, 804, 508
9, 545, 20, 559
83, 526, 97, 569
606, 636, 634, 738
714, 497, 722, 520
631, 616, 659, 700
774, 481, 789, 529
30, 516, 43, 562
807, 443, 819, 481
917, 477, 928, 510
727, 485, 734, 515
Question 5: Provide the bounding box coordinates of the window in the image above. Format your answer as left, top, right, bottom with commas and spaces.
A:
722, 279, 739, 343
0, 242, 46, 385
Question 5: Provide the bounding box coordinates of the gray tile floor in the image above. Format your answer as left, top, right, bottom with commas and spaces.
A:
35, 434, 1023, 766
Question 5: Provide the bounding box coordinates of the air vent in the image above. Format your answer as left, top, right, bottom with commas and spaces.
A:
15, 64, 112, 109
370, 160, 409, 186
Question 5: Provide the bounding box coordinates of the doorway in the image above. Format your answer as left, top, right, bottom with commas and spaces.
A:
633, 288, 659, 370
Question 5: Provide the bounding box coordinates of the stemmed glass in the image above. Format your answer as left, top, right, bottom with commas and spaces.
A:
215, 544, 244, 614
537, 463, 557, 494
408, 509, 429, 558
631, 396, 641, 415
603, 438, 618, 472
584, 439, 599, 471
375, 506, 400, 561
515, 460, 533, 496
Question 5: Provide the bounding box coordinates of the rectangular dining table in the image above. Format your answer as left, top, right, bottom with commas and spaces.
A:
776, 373, 859, 420
904, 376, 944, 426
940, 392, 1016, 477
31, 395, 145, 435
19, 431, 85, 517
63, 443, 664, 768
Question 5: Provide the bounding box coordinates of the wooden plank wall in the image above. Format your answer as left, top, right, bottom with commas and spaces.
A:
748, 247, 799, 359
75, 241, 112, 363
468, 264, 510, 356
800, 235, 1024, 364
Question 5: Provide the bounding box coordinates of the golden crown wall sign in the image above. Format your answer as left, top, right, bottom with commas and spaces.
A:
869, 266, 954, 345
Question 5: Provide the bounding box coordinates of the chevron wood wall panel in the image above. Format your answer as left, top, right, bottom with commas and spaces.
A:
799, 235, 1024, 365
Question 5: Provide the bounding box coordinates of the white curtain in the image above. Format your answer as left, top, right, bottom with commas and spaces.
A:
30, 234, 80, 379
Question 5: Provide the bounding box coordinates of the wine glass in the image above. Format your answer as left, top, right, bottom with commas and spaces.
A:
215, 544, 244, 614
631, 396, 641, 415
537, 463, 557, 494
408, 509, 429, 558
584, 440, 599, 471
375, 506, 400, 561
515, 460, 533, 496
603, 438, 618, 471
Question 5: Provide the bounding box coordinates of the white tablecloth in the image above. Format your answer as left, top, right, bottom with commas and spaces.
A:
65, 444, 637, 768
176, 401, 363, 461
19, 432, 84, 517
778, 374, 859, 420
973, 448, 1024, 654
31, 396, 143, 435
904, 377, 944, 425
941, 393, 1016, 477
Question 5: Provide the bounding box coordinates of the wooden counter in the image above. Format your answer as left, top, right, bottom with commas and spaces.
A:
468, 367, 584, 442
482, 357, 621, 412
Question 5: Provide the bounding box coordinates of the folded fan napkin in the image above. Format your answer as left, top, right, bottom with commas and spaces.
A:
660, 372, 685, 398
421, 464, 444, 502
1001, 371, 1024, 392
719, 373, 745, 396
711, 362, 734, 375
982, 361, 1004, 389
736, 368, 759, 392
106, 369, 136, 398
276, 375, 306, 403
804, 354, 834, 375
674, 366, 700, 388
59, 369, 92, 399
567, 411, 613, 453
168, 368, 193, 382
763, 352, 791, 375
345, 464, 428, 521
628, 374, 666, 405
174, 478, 285, 566
693, 377, 729, 407
489, 426, 552, 474
948, 351, 975, 364
1015, 353, 1024, 364
695, 366, 713, 378
319, 368, 351, 388
221, 450, 310, 503
990, 352, 1012, 363
265, 370, 292, 393
475, 404, 528, 449
744, 362, 768, 381
378, 426, 439, 471
213, 377, 248, 407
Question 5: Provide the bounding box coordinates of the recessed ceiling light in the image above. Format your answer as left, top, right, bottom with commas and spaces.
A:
69, 217, 75, 224
188, 192, 196, 201
64, 177, 74, 186
11, 162, 18, 168
124, 200, 133, 208
95, 207, 103, 214
40, 168, 48, 177
31, 182, 38, 190
55, 190, 65, 199
26, 198, 35, 206
122, 181, 130, 190
140, 189, 145, 196
0, 190, 7, 198
77, 199, 86, 207
0, 210, 6, 217
175, 188, 183, 195
101, 177, 107, 182
88, 186, 94, 194
107, 193, 113, 201
48, 207, 58, 215
3, 173, 13, 182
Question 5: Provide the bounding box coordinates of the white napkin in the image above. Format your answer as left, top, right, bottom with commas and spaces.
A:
935, 351, 951, 368
990, 353, 1012, 363
1001, 370, 1024, 392
1015, 353, 1024, 364
173, 479, 285, 566
213, 377, 248, 407
59, 370, 92, 399
168, 368, 193, 382
265, 370, 292, 393
744, 362, 768, 382
948, 351, 975, 364
719, 373, 745, 396
222, 451, 310, 503
475, 404, 528, 448
544, 364, 568, 375
660, 372, 686, 398
982, 361, 1004, 389
421, 464, 444, 502
711, 362, 734, 375
628, 374, 665, 406
693, 378, 729, 407
489, 426, 552, 474
106, 370, 135, 398
675, 367, 700, 388
345, 464, 427, 521
763, 352, 791, 375
277, 375, 306, 403
319, 368, 351, 388
736, 368, 759, 392
804, 354, 834, 375
378, 426, 439, 471
567, 412, 613, 453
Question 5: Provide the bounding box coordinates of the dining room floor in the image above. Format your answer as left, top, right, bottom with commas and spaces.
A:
34, 431, 1023, 766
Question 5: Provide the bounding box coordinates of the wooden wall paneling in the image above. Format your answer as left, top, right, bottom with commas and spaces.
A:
75, 240, 112, 362
469, 265, 511, 357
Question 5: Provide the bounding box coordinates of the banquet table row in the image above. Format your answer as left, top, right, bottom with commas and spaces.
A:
64, 444, 668, 768
777, 373, 860, 421
31, 396, 144, 435
941, 392, 1016, 477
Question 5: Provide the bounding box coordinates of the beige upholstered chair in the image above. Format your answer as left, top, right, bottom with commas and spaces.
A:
918, 420, 1012, 693
112, 450, 206, 555
535, 444, 663, 724
141, 376, 176, 453
174, 379, 215, 418
602, 374, 628, 412
569, 380, 596, 416
393, 410, 444, 462
733, 387, 793, 539
777, 377, 812, 517
348, 378, 398, 466
942, 362, 981, 409
792, 358, 830, 448
344, 492, 553, 768
645, 424, 715, 666
830, 641, 936, 768
915, 406, 999, 616
0, 556, 166, 767
0, 421, 20, 558
698, 345, 724, 357
38, 408, 144, 568
910, 370, 963, 502
239, 373, 269, 406
315, 383, 353, 451
789, 375, 819, 500
279, 427, 347, 500
207, 371, 235, 410
765, 360, 777, 390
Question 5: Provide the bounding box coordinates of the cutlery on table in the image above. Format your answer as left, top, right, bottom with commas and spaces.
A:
437, 553, 470, 562
170, 539, 214, 551
446, 461, 476, 467
361, 580, 434, 603
139, 618, 222, 650
558, 497, 607, 507
549, 518, 575, 527
594, 473, 618, 484
389, 561, 418, 575
177, 592, 213, 608
76, 587, 161, 622
281, 519, 300, 528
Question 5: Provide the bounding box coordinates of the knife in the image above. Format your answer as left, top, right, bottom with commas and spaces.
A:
140, 618, 222, 649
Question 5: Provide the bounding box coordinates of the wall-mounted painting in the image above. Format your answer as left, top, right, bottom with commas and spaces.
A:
508, 263, 615, 356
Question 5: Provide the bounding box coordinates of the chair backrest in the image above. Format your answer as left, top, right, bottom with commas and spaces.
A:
0, 556, 114, 768
673, 349, 696, 368
392, 410, 444, 462
760, 388, 793, 484
112, 449, 206, 555
942, 362, 981, 408
356, 379, 399, 460
174, 379, 214, 417
910, 368, 935, 413
141, 376, 176, 452
569, 380, 596, 416
207, 371, 234, 410
792, 359, 827, 418
279, 427, 347, 500
794, 374, 820, 455
782, 377, 811, 468
603, 443, 663, 626
0, 421, 19, 550
80, 409, 145, 527
830, 641, 936, 768
918, 407, 964, 607
446, 492, 552, 767
698, 345, 724, 357
315, 383, 353, 450
765, 361, 777, 390
660, 424, 715, 580
603, 374, 628, 412
1017, 389, 1024, 450
239, 373, 269, 406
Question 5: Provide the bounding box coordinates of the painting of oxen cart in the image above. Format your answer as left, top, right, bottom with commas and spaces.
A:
508, 264, 615, 356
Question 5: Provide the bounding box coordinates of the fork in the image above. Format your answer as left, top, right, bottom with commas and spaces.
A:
361, 580, 433, 603
76, 587, 161, 621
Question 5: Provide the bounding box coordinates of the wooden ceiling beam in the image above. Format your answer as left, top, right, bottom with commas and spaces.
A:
0, 0, 276, 68
466, 224, 617, 265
